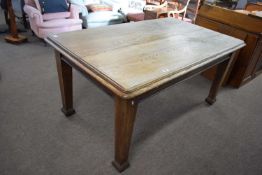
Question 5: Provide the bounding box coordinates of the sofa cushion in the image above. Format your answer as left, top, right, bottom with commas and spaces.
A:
38, 0, 69, 13
43, 12, 71, 21
87, 11, 125, 23
39, 18, 82, 28
87, 11, 126, 28
70, 0, 89, 17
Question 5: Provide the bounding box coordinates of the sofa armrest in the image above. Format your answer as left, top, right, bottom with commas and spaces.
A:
69, 1, 88, 17
23, 5, 43, 25
23, 5, 41, 18
69, 4, 81, 19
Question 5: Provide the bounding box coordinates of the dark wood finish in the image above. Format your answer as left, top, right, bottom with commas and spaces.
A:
112, 97, 137, 172
196, 5, 261, 33
196, 4, 262, 88
55, 50, 76, 116
254, 38, 262, 75
206, 53, 234, 104
4, 0, 27, 44
52, 49, 239, 172
134, 55, 232, 103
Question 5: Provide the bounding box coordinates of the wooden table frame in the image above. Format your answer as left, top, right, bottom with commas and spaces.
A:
45, 18, 245, 173
54, 48, 237, 172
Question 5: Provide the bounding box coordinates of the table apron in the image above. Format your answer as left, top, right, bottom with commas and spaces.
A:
55, 48, 233, 102
57, 50, 115, 98
134, 53, 233, 102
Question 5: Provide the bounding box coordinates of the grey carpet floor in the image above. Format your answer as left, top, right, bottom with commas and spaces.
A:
1, 14, 262, 175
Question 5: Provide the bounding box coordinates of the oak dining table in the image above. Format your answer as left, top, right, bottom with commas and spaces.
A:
45, 18, 245, 172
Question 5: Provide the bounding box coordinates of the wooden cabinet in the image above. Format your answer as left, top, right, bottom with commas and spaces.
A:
196, 4, 262, 87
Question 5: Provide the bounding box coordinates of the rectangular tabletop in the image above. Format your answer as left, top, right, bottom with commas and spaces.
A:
45, 18, 245, 98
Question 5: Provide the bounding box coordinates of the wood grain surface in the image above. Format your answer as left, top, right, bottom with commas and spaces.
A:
46, 18, 244, 97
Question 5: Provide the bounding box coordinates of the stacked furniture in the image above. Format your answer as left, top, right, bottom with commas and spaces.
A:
70, 0, 126, 28
123, 0, 168, 22
143, 0, 200, 23
102, 0, 146, 22
23, 0, 82, 39
85, 11, 126, 28
143, 1, 168, 19
196, 4, 262, 87
70, 0, 200, 24
166, 0, 192, 21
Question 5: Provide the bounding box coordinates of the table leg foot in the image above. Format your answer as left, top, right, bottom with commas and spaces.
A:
205, 97, 216, 105
113, 97, 137, 173
112, 161, 130, 172
61, 107, 76, 117
206, 54, 234, 106
56, 51, 75, 118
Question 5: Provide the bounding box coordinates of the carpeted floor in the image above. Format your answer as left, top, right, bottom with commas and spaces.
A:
0, 12, 262, 175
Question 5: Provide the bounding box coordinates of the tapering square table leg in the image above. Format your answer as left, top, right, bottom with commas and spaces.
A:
206, 54, 235, 105
112, 96, 138, 172
55, 50, 75, 116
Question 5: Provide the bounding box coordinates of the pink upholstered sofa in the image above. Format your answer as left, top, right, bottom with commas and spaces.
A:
23, 0, 82, 39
